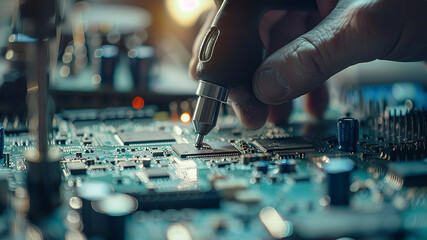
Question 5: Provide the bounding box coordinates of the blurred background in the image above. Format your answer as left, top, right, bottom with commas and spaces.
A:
0, 0, 426, 122
0, 0, 217, 118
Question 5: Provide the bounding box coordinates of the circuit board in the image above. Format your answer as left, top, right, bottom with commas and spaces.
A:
0, 101, 427, 240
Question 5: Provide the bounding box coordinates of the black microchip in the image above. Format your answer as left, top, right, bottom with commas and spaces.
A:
144, 169, 170, 179
151, 150, 164, 157
117, 131, 175, 145
55, 137, 66, 145
89, 165, 106, 171
253, 137, 313, 152
172, 142, 240, 158
387, 161, 427, 187
85, 159, 95, 166
67, 162, 87, 175
119, 161, 137, 169
215, 161, 231, 168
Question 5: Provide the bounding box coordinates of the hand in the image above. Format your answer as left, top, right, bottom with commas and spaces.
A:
190, 0, 427, 128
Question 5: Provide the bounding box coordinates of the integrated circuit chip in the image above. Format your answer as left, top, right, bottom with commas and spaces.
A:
172, 142, 239, 158
67, 162, 87, 175
253, 137, 313, 152
118, 161, 137, 169
144, 169, 170, 179
117, 131, 175, 145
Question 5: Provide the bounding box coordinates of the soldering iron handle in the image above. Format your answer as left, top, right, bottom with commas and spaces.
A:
196, 0, 317, 88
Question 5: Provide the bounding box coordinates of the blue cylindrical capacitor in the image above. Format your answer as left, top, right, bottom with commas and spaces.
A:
337, 117, 359, 152
0, 127, 3, 159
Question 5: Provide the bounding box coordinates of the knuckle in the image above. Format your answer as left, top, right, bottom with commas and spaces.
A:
289, 36, 327, 80
345, 2, 381, 40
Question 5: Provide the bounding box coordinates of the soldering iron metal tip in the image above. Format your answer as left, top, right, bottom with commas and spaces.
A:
195, 134, 204, 148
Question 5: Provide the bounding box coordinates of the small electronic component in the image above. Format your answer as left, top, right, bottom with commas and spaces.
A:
118, 161, 136, 169
151, 150, 164, 157
337, 118, 359, 152
117, 131, 175, 145
253, 137, 313, 152
255, 161, 269, 174
0, 127, 3, 159
141, 158, 151, 168
89, 165, 106, 171
144, 169, 170, 179
85, 159, 95, 166
386, 161, 427, 187
54, 137, 66, 145
67, 162, 87, 175
0, 171, 9, 214
240, 153, 272, 164
215, 161, 231, 168
277, 159, 296, 173
324, 158, 354, 206
172, 142, 239, 158
129, 190, 221, 211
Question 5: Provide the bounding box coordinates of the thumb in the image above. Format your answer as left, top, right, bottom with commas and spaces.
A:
253, 0, 384, 105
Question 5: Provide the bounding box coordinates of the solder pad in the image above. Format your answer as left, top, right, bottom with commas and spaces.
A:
117, 131, 175, 145
253, 137, 313, 152
172, 142, 240, 158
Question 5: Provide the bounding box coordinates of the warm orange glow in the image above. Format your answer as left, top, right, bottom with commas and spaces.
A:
180, 112, 191, 123
166, 0, 214, 27
132, 96, 145, 110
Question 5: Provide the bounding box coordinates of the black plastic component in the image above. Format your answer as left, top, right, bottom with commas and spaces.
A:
253, 137, 313, 152
324, 158, 354, 206
172, 142, 239, 158
255, 161, 269, 174
67, 162, 87, 175
94, 45, 120, 88
119, 161, 136, 169
117, 131, 175, 145
151, 150, 164, 157
277, 159, 296, 173
144, 169, 170, 179
129, 190, 221, 211
0, 127, 3, 159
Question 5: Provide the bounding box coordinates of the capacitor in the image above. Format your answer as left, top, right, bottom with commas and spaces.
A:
0, 171, 9, 214
0, 126, 3, 159
91, 193, 138, 240
277, 159, 296, 173
324, 158, 354, 206
3, 153, 9, 168
128, 46, 156, 90
94, 45, 120, 88
77, 181, 112, 238
255, 161, 269, 174
337, 117, 359, 152
26, 149, 62, 222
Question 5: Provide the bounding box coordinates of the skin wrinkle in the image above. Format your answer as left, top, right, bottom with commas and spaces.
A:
298, 36, 326, 77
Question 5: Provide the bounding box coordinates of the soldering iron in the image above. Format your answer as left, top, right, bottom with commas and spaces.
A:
192, 0, 318, 147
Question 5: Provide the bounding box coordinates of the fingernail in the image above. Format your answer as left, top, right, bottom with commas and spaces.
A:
255, 66, 289, 103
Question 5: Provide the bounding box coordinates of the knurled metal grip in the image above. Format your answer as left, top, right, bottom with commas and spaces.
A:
195, 81, 229, 103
